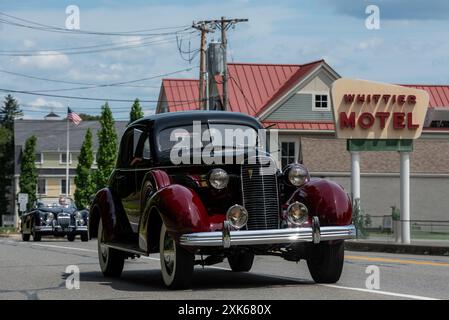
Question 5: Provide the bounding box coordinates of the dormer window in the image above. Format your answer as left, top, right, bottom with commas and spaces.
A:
313, 94, 329, 111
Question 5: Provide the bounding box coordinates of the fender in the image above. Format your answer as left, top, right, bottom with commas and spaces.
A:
138, 169, 172, 251
89, 187, 132, 241
148, 184, 210, 235
289, 178, 352, 226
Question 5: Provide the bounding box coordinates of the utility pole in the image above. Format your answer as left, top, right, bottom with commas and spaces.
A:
192, 22, 212, 110
193, 18, 248, 111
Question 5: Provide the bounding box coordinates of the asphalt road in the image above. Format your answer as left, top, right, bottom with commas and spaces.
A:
0, 236, 448, 300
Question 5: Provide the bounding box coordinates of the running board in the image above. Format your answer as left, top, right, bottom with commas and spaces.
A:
104, 243, 149, 257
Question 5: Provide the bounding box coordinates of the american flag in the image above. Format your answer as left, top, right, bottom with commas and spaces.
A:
67, 107, 82, 125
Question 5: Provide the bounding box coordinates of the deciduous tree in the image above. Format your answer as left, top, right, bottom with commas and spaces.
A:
74, 128, 95, 209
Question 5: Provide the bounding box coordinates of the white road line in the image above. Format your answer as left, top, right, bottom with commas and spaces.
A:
320, 284, 439, 301
10, 241, 440, 300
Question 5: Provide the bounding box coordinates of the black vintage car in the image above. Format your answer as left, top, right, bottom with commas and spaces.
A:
89, 111, 355, 289
21, 197, 89, 242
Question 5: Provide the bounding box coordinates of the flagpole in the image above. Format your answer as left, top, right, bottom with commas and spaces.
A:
66, 111, 70, 197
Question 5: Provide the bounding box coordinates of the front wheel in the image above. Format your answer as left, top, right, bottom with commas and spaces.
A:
307, 241, 345, 283
159, 223, 194, 289
22, 233, 30, 242
98, 219, 124, 277
80, 233, 88, 242
32, 227, 41, 242
228, 249, 254, 272
67, 234, 76, 242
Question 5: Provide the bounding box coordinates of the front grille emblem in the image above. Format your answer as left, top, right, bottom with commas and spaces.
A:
248, 169, 253, 179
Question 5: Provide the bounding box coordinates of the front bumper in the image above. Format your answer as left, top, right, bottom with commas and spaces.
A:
34, 225, 88, 234
179, 224, 356, 248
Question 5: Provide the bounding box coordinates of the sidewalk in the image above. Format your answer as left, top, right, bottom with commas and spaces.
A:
346, 237, 449, 256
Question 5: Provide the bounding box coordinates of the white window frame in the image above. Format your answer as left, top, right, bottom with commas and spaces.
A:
93, 152, 97, 165
35, 153, 44, 164
60, 178, 71, 195
36, 178, 47, 195
59, 153, 72, 164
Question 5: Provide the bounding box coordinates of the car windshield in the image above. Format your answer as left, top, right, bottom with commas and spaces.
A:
158, 123, 259, 153
36, 197, 75, 209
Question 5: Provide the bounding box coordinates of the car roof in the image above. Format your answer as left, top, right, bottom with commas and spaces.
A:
128, 111, 264, 130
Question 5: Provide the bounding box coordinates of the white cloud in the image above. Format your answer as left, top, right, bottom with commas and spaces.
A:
17, 52, 70, 69
28, 97, 64, 110
357, 38, 383, 50
23, 39, 35, 48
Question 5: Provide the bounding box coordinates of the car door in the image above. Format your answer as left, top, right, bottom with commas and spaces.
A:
113, 128, 139, 233
121, 125, 153, 233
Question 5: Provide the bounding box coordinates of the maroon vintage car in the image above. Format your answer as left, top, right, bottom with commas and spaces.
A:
89, 111, 355, 289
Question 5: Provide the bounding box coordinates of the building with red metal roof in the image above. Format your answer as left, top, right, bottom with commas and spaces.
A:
156, 59, 449, 223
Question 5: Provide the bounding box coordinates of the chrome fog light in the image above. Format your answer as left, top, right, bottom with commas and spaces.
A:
287, 201, 308, 225
226, 204, 248, 229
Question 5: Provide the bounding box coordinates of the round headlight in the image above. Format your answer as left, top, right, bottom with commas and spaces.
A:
287, 201, 308, 225
226, 204, 248, 229
209, 168, 229, 190
45, 213, 54, 225
75, 212, 82, 220
285, 164, 309, 187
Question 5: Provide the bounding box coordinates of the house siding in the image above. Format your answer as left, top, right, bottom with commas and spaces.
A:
266, 93, 333, 121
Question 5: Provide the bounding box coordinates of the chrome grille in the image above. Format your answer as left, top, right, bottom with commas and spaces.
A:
57, 215, 70, 228
241, 156, 280, 230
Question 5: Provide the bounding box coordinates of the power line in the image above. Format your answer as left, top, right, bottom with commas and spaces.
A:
0, 33, 192, 55
0, 34, 197, 56
0, 68, 201, 89
0, 11, 191, 37
0, 87, 203, 103
3, 66, 199, 93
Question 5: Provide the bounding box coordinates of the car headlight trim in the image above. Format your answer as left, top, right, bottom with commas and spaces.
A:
209, 168, 229, 190
45, 212, 54, 225
287, 201, 309, 225
285, 164, 309, 187
226, 204, 248, 229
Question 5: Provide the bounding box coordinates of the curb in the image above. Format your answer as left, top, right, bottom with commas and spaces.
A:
0, 233, 20, 239
345, 241, 449, 256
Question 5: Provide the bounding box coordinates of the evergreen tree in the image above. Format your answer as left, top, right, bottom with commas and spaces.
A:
19, 136, 37, 211
129, 98, 144, 124
74, 129, 95, 209
94, 102, 117, 190
0, 95, 22, 217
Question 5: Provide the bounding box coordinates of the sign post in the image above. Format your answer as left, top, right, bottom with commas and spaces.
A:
17, 193, 28, 228
331, 79, 429, 244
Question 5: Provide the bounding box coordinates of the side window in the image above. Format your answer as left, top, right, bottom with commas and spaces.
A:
142, 137, 151, 160
119, 130, 135, 168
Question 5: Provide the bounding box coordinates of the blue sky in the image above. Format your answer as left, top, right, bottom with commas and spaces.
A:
1, 0, 448, 119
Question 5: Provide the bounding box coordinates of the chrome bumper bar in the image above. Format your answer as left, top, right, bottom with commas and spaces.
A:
34, 225, 88, 232
179, 224, 356, 247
